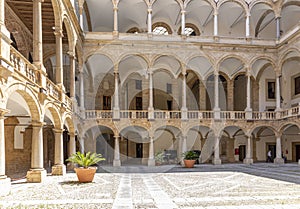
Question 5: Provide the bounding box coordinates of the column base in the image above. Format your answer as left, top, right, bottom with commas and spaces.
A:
243, 158, 253, 165
112, 31, 119, 38
148, 107, 154, 120
0, 176, 11, 196
67, 162, 76, 171
213, 158, 222, 165
52, 164, 66, 175
181, 108, 188, 120
26, 169, 47, 183
274, 158, 284, 164
148, 159, 155, 166
245, 110, 252, 119
113, 160, 121, 167
113, 108, 120, 120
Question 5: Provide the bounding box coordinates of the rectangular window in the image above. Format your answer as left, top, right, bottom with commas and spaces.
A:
135, 80, 142, 90
167, 83, 172, 94
266, 80, 275, 100
295, 76, 300, 95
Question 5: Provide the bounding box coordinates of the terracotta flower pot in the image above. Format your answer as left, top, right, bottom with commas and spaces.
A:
184, 159, 196, 168
74, 167, 97, 183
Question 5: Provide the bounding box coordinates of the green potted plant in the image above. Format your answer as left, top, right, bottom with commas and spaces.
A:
155, 151, 165, 165
66, 151, 105, 182
182, 150, 199, 168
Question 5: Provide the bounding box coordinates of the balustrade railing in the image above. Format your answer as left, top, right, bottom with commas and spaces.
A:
46, 79, 59, 99
10, 47, 38, 84
84, 106, 300, 121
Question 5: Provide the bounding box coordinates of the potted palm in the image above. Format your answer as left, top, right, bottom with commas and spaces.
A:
182, 150, 199, 168
155, 151, 165, 165
66, 151, 105, 183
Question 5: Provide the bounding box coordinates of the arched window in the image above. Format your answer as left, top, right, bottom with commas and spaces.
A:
152, 22, 172, 35
178, 23, 200, 36
127, 27, 140, 34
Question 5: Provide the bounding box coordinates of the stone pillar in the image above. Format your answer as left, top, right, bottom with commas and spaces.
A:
199, 81, 206, 110
0, 109, 11, 196
148, 71, 154, 120
69, 52, 76, 98
0, 0, 12, 74
147, 7, 152, 34
79, 5, 83, 30
79, 136, 84, 153
79, 71, 85, 110
113, 69, 120, 120
32, 0, 44, 70
69, 133, 76, 157
113, 6, 119, 36
253, 137, 258, 161
148, 136, 155, 166
227, 138, 235, 162
213, 136, 221, 165
275, 75, 281, 111
113, 136, 121, 166
276, 17, 281, 40
274, 135, 284, 164
52, 129, 66, 175
54, 29, 64, 91
67, 133, 76, 170
213, 72, 220, 119
181, 10, 186, 35
214, 12, 218, 37
181, 135, 187, 164
243, 135, 253, 164
246, 14, 250, 38
27, 121, 47, 183
227, 80, 234, 111
245, 73, 252, 119
181, 72, 188, 120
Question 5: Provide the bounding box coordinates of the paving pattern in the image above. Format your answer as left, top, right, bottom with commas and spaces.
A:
1, 163, 300, 208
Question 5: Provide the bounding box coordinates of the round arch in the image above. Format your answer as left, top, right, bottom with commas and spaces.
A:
44, 102, 62, 129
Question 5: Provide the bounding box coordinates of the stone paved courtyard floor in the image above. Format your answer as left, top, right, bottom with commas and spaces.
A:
1, 163, 300, 208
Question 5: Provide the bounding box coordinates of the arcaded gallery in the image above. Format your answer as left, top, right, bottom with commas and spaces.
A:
0, 0, 300, 195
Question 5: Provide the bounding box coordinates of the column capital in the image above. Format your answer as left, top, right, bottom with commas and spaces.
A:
181, 10, 186, 14
31, 121, 44, 127
214, 70, 219, 76
67, 51, 76, 59
54, 29, 63, 38
113, 6, 118, 11
52, 128, 64, 134
147, 8, 152, 13
0, 108, 9, 118
34, 0, 45, 3
214, 11, 219, 16
69, 132, 76, 137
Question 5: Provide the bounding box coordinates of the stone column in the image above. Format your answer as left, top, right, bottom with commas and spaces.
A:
181, 10, 186, 35
214, 12, 218, 37
79, 71, 85, 110
181, 72, 188, 120
253, 137, 258, 161
243, 135, 253, 164
148, 71, 154, 119
79, 5, 83, 30
79, 136, 84, 153
0, 0, 12, 72
27, 121, 46, 183
227, 79, 234, 111
54, 29, 64, 90
147, 7, 152, 34
32, 0, 44, 69
52, 129, 66, 175
113, 6, 119, 36
275, 75, 281, 111
276, 17, 281, 40
113, 135, 121, 166
274, 134, 284, 164
213, 136, 221, 165
181, 135, 187, 164
199, 81, 206, 110
69, 52, 76, 98
245, 73, 252, 119
246, 14, 250, 38
148, 136, 155, 166
213, 71, 220, 119
69, 133, 76, 157
113, 69, 120, 120
227, 138, 235, 162
0, 109, 11, 196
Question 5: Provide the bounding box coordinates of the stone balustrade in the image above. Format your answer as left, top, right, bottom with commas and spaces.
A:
84, 106, 300, 121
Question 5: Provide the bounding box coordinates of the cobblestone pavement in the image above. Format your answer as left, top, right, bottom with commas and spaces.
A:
1, 163, 300, 209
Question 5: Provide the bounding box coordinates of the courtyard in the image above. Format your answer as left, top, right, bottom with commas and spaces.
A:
1, 163, 300, 209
